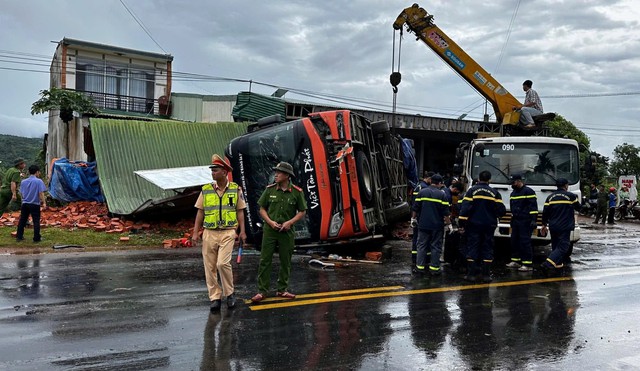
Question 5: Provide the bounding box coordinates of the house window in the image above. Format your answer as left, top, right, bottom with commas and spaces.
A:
75, 57, 155, 113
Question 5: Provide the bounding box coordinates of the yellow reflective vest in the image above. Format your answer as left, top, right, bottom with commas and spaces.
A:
202, 182, 239, 229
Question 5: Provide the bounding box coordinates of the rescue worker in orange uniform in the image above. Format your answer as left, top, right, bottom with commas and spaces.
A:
192, 154, 247, 312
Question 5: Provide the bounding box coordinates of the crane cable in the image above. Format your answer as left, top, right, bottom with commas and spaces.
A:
390, 28, 403, 133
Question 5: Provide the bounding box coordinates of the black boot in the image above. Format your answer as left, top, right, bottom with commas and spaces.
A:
464, 260, 477, 282
481, 262, 492, 283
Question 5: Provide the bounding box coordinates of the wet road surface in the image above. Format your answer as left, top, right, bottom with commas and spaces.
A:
1, 217, 640, 370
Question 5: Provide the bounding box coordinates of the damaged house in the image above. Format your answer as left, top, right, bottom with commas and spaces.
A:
46, 38, 246, 216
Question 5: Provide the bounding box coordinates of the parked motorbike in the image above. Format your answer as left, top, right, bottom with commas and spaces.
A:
579, 196, 597, 217
614, 199, 640, 221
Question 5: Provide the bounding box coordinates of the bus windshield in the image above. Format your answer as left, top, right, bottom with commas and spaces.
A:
231, 120, 316, 241
470, 143, 579, 186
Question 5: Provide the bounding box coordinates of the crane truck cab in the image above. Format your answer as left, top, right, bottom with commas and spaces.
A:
455, 136, 581, 245
225, 110, 412, 247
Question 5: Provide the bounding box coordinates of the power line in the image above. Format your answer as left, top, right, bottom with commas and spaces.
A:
118, 0, 168, 54
2, 48, 640, 122
493, 0, 521, 74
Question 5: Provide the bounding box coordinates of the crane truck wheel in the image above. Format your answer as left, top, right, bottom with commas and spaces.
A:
355, 150, 374, 206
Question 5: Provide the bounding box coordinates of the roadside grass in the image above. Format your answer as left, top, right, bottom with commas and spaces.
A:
0, 226, 184, 249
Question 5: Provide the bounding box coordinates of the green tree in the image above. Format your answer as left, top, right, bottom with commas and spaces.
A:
31, 88, 99, 123
545, 114, 604, 186
31, 88, 99, 159
609, 143, 640, 178
546, 114, 590, 149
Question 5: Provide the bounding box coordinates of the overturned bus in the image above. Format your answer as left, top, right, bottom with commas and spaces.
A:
225, 110, 413, 246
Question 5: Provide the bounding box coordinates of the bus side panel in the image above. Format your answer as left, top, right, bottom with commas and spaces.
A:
302, 119, 333, 240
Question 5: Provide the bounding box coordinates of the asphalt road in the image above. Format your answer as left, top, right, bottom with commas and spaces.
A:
1, 216, 640, 370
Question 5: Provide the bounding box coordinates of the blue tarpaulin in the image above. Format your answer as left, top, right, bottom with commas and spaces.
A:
49, 158, 104, 202
401, 138, 419, 189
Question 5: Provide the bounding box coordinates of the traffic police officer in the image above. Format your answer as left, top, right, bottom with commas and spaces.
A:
411, 174, 451, 276
251, 162, 307, 303
506, 174, 538, 272
459, 170, 506, 282
410, 171, 433, 266
192, 154, 247, 311
540, 178, 580, 275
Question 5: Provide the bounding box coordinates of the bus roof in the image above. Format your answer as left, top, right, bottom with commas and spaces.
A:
473, 137, 578, 145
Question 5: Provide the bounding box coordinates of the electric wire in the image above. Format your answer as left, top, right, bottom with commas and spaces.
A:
118, 0, 168, 54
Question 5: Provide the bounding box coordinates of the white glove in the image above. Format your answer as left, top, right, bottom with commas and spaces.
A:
445, 224, 454, 234
410, 218, 418, 228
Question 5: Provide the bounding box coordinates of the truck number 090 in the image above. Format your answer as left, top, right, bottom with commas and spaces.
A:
502, 144, 515, 151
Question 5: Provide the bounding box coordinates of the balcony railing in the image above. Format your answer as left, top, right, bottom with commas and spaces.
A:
79, 90, 158, 115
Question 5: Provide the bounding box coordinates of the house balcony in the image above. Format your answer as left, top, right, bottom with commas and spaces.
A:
78, 90, 160, 115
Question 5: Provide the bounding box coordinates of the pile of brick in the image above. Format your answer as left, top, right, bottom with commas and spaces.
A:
391, 221, 413, 240
0, 201, 193, 237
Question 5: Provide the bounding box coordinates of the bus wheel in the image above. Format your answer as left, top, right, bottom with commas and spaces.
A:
371, 120, 390, 134
355, 150, 374, 206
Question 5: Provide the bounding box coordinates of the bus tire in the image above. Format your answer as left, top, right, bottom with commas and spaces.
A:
384, 201, 410, 223
371, 120, 390, 135
355, 150, 374, 206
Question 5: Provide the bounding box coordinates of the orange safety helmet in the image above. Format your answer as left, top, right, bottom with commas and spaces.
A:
609, 187, 616, 192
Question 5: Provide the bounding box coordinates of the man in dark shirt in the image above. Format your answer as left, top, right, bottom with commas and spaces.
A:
459, 171, 506, 282
411, 174, 451, 276
540, 178, 580, 275
506, 174, 538, 272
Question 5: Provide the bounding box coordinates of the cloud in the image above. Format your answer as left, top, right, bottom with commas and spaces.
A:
1, 0, 639, 158
0, 114, 47, 138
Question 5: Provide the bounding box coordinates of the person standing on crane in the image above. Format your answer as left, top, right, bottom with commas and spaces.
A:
516, 80, 544, 129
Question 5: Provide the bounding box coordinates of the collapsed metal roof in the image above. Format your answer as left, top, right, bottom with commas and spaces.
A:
232, 91, 286, 122
90, 118, 249, 215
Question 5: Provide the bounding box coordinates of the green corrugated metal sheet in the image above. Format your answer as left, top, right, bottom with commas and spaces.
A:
90, 118, 249, 215
231, 91, 286, 122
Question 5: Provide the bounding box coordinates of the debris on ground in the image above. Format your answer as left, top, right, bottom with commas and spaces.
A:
0, 201, 193, 236
391, 221, 412, 240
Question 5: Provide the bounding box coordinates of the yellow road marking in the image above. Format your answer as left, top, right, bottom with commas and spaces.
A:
248, 277, 572, 311
242, 285, 405, 304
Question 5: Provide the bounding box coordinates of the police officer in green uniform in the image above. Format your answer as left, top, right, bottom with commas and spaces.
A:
0, 158, 26, 214
251, 162, 307, 303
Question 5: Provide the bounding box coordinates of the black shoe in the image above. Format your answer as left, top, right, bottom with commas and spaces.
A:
33, 238, 44, 243
16, 238, 24, 242
539, 262, 554, 277
227, 294, 236, 309
210, 299, 221, 312
429, 269, 442, 276
482, 275, 492, 283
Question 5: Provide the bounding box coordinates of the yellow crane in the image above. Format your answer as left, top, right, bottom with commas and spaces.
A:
393, 4, 525, 127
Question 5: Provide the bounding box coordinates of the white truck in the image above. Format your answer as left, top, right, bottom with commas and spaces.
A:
455, 136, 581, 245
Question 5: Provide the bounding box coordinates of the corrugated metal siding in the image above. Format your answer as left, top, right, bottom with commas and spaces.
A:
202, 100, 235, 122
170, 94, 203, 122
90, 118, 249, 215
231, 92, 286, 122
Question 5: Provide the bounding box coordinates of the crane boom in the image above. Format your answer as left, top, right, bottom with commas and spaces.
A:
394, 4, 521, 125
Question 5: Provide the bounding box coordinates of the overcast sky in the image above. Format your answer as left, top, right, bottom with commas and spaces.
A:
1, 0, 639, 157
